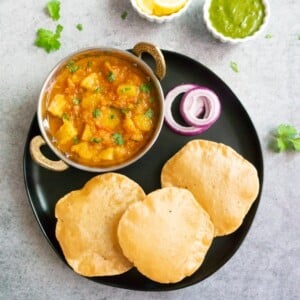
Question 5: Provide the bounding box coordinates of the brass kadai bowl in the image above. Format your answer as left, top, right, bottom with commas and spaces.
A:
30, 42, 166, 173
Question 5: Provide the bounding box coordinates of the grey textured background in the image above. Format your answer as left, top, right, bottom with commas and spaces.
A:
0, 0, 299, 299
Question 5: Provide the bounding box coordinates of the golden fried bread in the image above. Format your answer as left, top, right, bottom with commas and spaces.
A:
117, 187, 214, 283
55, 173, 145, 276
161, 140, 259, 236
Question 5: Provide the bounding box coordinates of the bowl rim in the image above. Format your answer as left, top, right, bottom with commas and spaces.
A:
130, 0, 192, 23
203, 0, 270, 43
37, 46, 165, 173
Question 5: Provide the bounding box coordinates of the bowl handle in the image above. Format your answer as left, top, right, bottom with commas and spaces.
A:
132, 42, 166, 80
30, 135, 69, 171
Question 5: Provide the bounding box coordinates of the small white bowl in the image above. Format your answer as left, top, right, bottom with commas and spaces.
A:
130, 0, 192, 23
203, 0, 270, 43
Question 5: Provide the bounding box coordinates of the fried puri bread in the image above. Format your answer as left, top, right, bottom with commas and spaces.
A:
161, 140, 260, 237
117, 187, 214, 284
55, 173, 146, 277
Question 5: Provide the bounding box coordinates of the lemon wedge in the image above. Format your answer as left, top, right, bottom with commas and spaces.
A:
153, 0, 187, 16
136, 0, 154, 15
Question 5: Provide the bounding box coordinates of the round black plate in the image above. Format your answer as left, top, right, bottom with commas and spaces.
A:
23, 50, 263, 291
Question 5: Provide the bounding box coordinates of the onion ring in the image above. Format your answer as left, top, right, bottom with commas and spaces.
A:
164, 84, 210, 136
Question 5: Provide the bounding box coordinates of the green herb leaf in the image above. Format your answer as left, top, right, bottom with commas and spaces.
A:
230, 61, 239, 73
290, 138, 300, 151
76, 23, 83, 31
62, 112, 69, 121
66, 60, 79, 73
90, 137, 102, 143
144, 108, 153, 118
35, 24, 63, 53
107, 72, 116, 82
121, 108, 130, 114
47, 0, 61, 21
265, 33, 273, 39
73, 136, 79, 144
272, 124, 300, 152
73, 97, 80, 105
140, 83, 151, 93
113, 133, 124, 145
92, 108, 101, 118
121, 11, 128, 20
94, 86, 102, 93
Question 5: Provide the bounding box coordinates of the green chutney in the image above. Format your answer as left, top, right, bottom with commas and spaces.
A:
209, 0, 265, 38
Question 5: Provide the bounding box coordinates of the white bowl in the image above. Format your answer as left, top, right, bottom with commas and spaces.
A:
130, 0, 192, 23
203, 0, 270, 43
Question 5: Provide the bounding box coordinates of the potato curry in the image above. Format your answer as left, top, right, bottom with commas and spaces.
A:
45, 53, 160, 167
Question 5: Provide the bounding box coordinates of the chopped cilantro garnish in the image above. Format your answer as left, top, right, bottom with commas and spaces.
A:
121, 11, 128, 20
92, 108, 101, 118
73, 136, 79, 144
120, 86, 132, 93
121, 108, 130, 114
271, 124, 300, 152
113, 133, 124, 145
265, 34, 273, 39
110, 114, 115, 119
47, 0, 60, 21
76, 24, 83, 31
149, 97, 155, 103
94, 86, 102, 93
62, 112, 69, 121
73, 97, 80, 105
87, 61, 93, 68
66, 60, 79, 73
230, 61, 239, 73
35, 24, 63, 53
107, 72, 116, 82
90, 137, 102, 143
144, 108, 153, 118
140, 83, 151, 93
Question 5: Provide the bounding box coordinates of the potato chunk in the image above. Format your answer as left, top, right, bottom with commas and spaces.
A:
133, 114, 153, 131
71, 142, 94, 160
96, 107, 121, 130
55, 121, 78, 145
117, 84, 138, 97
81, 124, 93, 141
80, 73, 99, 91
48, 94, 67, 117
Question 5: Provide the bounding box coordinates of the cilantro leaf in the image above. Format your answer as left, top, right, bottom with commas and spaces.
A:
35, 24, 63, 53
277, 124, 297, 137
92, 108, 101, 118
112, 133, 124, 145
47, 0, 61, 21
290, 138, 300, 151
121, 11, 128, 20
107, 72, 116, 82
265, 34, 273, 39
66, 60, 79, 73
76, 24, 83, 31
230, 61, 239, 73
272, 124, 300, 152
144, 108, 153, 118
140, 83, 151, 93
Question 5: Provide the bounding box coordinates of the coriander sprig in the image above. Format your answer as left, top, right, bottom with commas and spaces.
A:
271, 124, 300, 152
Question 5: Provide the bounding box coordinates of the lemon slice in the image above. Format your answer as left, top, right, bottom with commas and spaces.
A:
136, 0, 154, 15
153, 0, 187, 16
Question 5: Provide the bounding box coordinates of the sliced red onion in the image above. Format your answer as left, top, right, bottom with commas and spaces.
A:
180, 87, 221, 128
164, 84, 210, 136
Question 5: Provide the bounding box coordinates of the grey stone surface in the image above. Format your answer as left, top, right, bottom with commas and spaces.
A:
0, 0, 299, 299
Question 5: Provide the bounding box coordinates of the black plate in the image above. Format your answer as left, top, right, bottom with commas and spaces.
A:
23, 50, 263, 291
